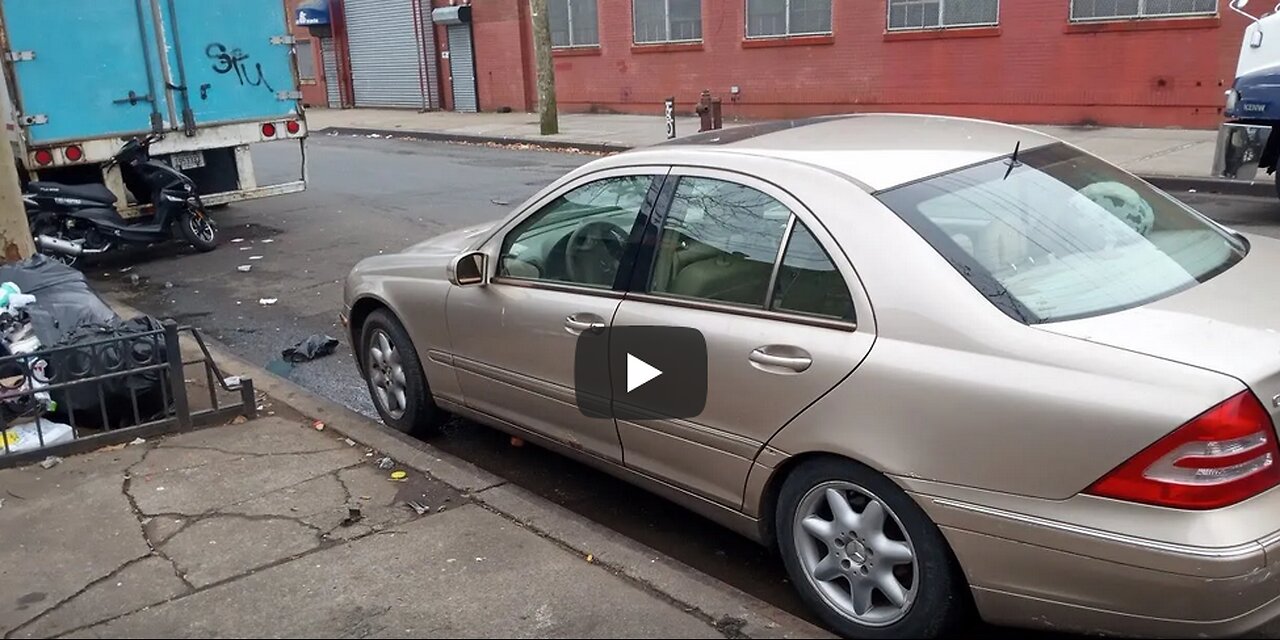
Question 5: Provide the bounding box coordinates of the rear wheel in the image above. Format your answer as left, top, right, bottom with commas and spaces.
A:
776, 458, 968, 639
179, 203, 218, 251
359, 309, 446, 435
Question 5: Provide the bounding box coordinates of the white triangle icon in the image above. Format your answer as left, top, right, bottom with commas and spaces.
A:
626, 353, 663, 393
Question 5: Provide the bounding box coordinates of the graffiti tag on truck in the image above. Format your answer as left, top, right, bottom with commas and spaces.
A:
206, 43, 275, 95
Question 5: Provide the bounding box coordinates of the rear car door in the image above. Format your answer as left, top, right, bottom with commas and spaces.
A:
612, 169, 875, 508
159, 0, 299, 127
445, 169, 665, 462
0, 0, 170, 144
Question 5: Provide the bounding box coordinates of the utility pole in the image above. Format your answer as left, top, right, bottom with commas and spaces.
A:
530, 0, 559, 135
0, 143, 33, 262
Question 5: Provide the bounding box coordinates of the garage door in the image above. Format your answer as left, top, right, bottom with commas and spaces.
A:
344, 0, 439, 109
320, 38, 341, 108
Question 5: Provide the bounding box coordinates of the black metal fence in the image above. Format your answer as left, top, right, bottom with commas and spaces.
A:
0, 320, 255, 468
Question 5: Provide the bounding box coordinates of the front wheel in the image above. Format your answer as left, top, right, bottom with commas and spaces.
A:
359, 309, 446, 435
179, 204, 218, 252
776, 458, 968, 638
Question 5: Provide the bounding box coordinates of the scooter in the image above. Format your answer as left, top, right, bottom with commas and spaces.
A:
26, 133, 218, 266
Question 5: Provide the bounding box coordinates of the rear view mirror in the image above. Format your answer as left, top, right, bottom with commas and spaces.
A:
449, 251, 488, 286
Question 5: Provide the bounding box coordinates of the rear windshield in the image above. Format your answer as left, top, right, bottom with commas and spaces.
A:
876, 144, 1246, 323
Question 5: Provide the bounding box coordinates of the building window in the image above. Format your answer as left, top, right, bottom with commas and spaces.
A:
887, 0, 999, 30
747, 0, 832, 38
549, 0, 599, 48
1069, 0, 1216, 21
295, 39, 316, 82
634, 0, 702, 44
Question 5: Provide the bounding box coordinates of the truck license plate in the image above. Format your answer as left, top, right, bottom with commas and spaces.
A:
170, 151, 205, 170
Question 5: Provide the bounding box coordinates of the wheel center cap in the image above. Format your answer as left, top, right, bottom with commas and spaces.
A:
847, 539, 868, 564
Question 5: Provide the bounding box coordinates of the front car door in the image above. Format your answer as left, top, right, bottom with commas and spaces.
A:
445, 168, 665, 462
612, 168, 875, 507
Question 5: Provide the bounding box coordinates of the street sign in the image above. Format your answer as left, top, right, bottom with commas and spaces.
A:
665, 97, 675, 140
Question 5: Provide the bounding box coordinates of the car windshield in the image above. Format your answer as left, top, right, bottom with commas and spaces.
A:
876, 143, 1247, 323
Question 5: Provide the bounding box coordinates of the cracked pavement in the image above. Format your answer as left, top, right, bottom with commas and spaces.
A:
0, 416, 728, 638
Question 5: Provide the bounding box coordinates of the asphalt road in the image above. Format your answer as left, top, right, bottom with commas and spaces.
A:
92, 134, 1280, 637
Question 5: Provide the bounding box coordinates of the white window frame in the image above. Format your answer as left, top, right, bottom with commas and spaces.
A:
1068, 0, 1218, 22
885, 0, 1000, 31
551, 0, 599, 49
744, 0, 833, 39
633, 0, 703, 44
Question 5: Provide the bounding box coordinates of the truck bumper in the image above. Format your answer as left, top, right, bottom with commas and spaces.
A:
1213, 122, 1273, 181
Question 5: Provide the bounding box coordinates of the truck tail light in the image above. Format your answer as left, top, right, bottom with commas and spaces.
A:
64, 145, 84, 162
1086, 391, 1280, 510
285, 120, 301, 135
261, 123, 277, 138
32, 149, 53, 166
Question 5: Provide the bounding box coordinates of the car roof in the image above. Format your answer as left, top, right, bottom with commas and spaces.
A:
631, 114, 1059, 192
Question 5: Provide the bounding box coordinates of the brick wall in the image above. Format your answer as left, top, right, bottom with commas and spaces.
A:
469, 0, 1251, 128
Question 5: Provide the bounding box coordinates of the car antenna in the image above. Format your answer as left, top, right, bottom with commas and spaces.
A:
1003, 140, 1021, 181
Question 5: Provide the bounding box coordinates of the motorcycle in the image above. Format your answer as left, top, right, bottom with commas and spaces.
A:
26, 133, 218, 266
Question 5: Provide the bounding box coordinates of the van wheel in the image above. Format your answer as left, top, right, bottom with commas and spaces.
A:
776, 458, 968, 638
359, 309, 446, 435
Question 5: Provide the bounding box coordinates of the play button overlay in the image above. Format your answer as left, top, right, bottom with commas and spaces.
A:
626, 354, 663, 393
574, 326, 707, 420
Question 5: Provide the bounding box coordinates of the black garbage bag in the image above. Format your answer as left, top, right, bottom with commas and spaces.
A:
282, 334, 339, 363
0, 254, 120, 348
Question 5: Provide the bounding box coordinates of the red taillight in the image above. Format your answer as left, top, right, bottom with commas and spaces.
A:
64, 145, 84, 162
32, 149, 53, 166
285, 120, 301, 135
261, 123, 277, 138
1087, 391, 1280, 510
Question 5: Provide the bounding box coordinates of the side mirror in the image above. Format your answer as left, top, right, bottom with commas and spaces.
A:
448, 251, 489, 287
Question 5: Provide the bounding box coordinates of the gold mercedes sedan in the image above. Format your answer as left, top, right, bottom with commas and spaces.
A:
342, 115, 1280, 638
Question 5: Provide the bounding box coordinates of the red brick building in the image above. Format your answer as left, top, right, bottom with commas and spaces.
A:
313, 0, 1255, 129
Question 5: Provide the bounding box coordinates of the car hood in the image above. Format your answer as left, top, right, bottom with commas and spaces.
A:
403, 221, 498, 255
1040, 233, 1280, 395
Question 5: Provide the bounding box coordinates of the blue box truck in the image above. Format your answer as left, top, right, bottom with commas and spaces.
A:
0, 0, 307, 214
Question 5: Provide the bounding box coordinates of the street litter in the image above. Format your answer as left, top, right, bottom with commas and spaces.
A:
129, 437, 146, 445
164, 281, 173, 288
340, 506, 362, 527
376, 456, 394, 470
406, 501, 429, 515
344, 438, 356, 447
38, 455, 62, 469
261, 239, 275, 244
312, 420, 325, 431
118, 267, 132, 273
586, 554, 594, 563
390, 470, 407, 481
98, 442, 128, 453
224, 375, 241, 387
249, 256, 263, 261
240, 247, 251, 251
490, 198, 510, 206
231, 238, 244, 243
282, 334, 339, 363
230, 415, 248, 425
237, 265, 252, 273
2, 421, 73, 455
258, 298, 277, 306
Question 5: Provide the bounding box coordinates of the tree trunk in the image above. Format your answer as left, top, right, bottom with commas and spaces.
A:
530, 0, 559, 135
0, 142, 33, 262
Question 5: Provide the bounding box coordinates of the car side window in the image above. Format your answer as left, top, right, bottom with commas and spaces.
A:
499, 176, 652, 288
771, 222, 855, 322
649, 177, 790, 307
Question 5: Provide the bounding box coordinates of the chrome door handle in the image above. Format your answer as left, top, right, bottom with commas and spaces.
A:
564, 313, 606, 335
749, 346, 812, 373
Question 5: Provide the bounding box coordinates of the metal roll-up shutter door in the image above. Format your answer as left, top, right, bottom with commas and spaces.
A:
345, 0, 439, 109
447, 24, 477, 113
320, 38, 341, 108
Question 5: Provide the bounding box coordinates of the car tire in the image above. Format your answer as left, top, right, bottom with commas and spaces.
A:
776, 457, 968, 639
359, 309, 445, 436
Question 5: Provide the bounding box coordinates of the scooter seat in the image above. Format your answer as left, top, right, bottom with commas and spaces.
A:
28, 181, 118, 205
69, 207, 127, 224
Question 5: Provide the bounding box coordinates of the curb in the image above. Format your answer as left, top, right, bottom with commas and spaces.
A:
103, 295, 833, 640
317, 125, 1278, 199
318, 126, 631, 155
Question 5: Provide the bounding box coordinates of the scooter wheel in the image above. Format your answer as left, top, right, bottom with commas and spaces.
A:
180, 207, 218, 252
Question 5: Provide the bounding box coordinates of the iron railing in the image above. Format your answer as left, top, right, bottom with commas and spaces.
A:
0, 320, 255, 468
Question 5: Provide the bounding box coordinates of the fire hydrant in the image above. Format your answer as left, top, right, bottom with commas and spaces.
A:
695, 90, 723, 132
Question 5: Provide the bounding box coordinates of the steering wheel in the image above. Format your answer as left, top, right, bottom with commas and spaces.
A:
565, 220, 629, 286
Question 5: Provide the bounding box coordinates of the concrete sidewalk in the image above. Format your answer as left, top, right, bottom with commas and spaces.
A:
0, 322, 828, 639
305, 108, 1259, 195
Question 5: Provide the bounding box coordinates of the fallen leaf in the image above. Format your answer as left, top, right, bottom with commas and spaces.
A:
230, 415, 248, 425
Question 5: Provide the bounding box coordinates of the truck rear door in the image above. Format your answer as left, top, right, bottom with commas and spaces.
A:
0, 0, 169, 145
161, 0, 299, 127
